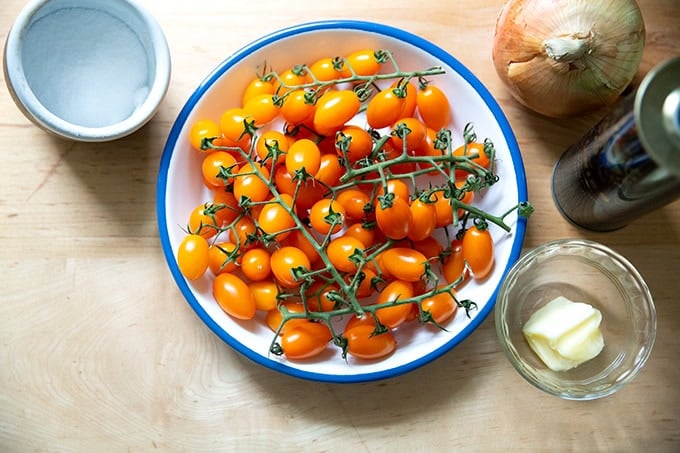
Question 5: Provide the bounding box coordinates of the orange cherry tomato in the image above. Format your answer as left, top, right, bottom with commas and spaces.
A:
258, 194, 295, 240
266, 302, 307, 334
308, 56, 346, 82
335, 125, 373, 163
280, 89, 316, 124
420, 287, 458, 324
442, 239, 469, 285
208, 241, 239, 275
397, 80, 418, 118
433, 193, 453, 228
390, 117, 427, 153
416, 84, 452, 131
315, 153, 344, 187
453, 142, 491, 179
270, 246, 311, 288
408, 198, 437, 242
177, 234, 210, 280
375, 280, 415, 328
351, 267, 378, 299
255, 130, 289, 167
381, 248, 428, 282
242, 77, 276, 106
228, 216, 256, 247
275, 66, 311, 95
213, 273, 256, 320
280, 228, 321, 265
309, 198, 346, 235
375, 196, 412, 240
240, 247, 272, 281
233, 162, 271, 203
212, 190, 241, 226
305, 282, 339, 312
343, 222, 376, 248
201, 151, 238, 190
219, 107, 252, 143
286, 138, 321, 177
188, 203, 222, 239
412, 238, 442, 264
365, 88, 406, 130
336, 189, 371, 220
189, 119, 221, 152
345, 49, 383, 77
327, 236, 364, 273
243, 93, 280, 126
462, 225, 494, 280
281, 322, 332, 360
376, 179, 410, 203
249, 280, 279, 311
345, 324, 397, 360
313, 90, 360, 136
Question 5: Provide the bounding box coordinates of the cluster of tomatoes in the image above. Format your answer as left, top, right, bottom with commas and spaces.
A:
177, 49, 508, 362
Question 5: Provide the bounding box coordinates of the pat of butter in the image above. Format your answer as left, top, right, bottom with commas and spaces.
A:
522, 296, 604, 372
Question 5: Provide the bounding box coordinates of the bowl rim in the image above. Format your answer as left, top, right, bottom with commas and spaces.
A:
495, 238, 657, 400
3, 0, 171, 142
157, 19, 529, 383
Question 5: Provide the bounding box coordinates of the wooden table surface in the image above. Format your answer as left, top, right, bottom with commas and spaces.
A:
2, 0, 679, 451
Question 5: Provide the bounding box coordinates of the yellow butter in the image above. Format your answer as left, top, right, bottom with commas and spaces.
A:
522, 296, 604, 372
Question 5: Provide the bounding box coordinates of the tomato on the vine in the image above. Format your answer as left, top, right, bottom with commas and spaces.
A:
315, 154, 344, 187
242, 77, 276, 106
313, 90, 360, 136
344, 49, 383, 77
233, 162, 271, 202
420, 288, 458, 324
390, 117, 427, 152
366, 88, 406, 129
416, 84, 452, 131
345, 325, 396, 360
408, 199, 437, 241
336, 189, 371, 220
375, 196, 412, 240
308, 56, 346, 82
442, 239, 468, 285
219, 107, 252, 143
255, 130, 289, 167
381, 248, 428, 283
208, 241, 239, 275
177, 234, 210, 280
462, 224, 494, 279
376, 179, 410, 203
309, 198, 346, 235
286, 138, 321, 177
280, 89, 316, 124
335, 125, 373, 163
375, 280, 415, 328
258, 194, 295, 240
188, 203, 222, 239
243, 93, 280, 126
213, 273, 256, 320
240, 247, 272, 281
343, 222, 376, 248
189, 119, 221, 152
249, 280, 279, 312
270, 246, 311, 288
281, 322, 331, 360
280, 228, 321, 265
327, 236, 364, 273
453, 142, 491, 179
275, 66, 311, 95
201, 151, 238, 190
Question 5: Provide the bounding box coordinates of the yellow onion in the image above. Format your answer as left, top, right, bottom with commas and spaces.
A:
492, 0, 645, 117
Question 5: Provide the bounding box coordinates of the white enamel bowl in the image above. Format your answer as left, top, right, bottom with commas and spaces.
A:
158, 20, 528, 383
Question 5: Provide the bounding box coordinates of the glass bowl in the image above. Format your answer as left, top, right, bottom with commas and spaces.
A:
495, 239, 656, 400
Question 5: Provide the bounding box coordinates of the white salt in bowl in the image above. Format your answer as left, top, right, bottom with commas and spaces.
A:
3, 0, 171, 141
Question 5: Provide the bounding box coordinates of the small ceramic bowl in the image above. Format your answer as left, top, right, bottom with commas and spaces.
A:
495, 239, 656, 400
3, 0, 171, 141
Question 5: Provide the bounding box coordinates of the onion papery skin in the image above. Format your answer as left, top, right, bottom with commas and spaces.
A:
492, 0, 645, 118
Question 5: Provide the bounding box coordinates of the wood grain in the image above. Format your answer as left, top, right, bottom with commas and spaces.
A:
1, 0, 679, 451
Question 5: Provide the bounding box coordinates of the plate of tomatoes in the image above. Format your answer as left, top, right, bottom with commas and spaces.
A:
157, 20, 530, 382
